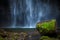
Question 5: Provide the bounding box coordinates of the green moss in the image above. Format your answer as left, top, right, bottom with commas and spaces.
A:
36, 19, 56, 34
57, 35, 60, 39
40, 36, 51, 40
40, 36, 59, 40
0, 36, 4, 40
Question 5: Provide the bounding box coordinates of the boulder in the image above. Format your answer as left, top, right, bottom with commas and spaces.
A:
36, 19, 57, 37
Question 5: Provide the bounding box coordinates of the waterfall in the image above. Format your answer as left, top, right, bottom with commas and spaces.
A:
25, 0, 33, 28
25, 0, 45, 28
9, 0, 52, 28
9, 0, 17, 28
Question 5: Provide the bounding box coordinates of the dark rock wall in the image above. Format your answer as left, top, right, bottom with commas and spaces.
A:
0, 0, 11, 27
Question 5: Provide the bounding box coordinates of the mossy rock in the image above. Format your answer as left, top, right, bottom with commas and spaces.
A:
36, 19, 56, 36
57, 35, 60, 39
40, 36, 51, 40
0, 36, 4, 40
40, 36, 59, 40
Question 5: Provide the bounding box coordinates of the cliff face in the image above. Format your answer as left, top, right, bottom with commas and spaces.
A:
0, 0, 11, 27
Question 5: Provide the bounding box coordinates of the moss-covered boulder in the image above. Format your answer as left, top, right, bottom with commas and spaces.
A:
36, 19, 56, 36
40, 36, 59, 40
0, 36, 4, 40
40, 36, 51, 40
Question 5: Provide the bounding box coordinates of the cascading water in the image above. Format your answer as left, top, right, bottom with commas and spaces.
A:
25, 0, 33, 28
9, 0, 17, 28
9, 0, 53, 28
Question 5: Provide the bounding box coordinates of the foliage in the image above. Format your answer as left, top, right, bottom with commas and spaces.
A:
36, 19, 56, 34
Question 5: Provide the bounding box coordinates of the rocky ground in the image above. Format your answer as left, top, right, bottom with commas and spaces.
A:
0, 29, 60, 40
0, 29, 40, 40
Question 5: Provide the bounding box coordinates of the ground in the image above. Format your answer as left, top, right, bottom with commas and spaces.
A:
0, 28, 60, 40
